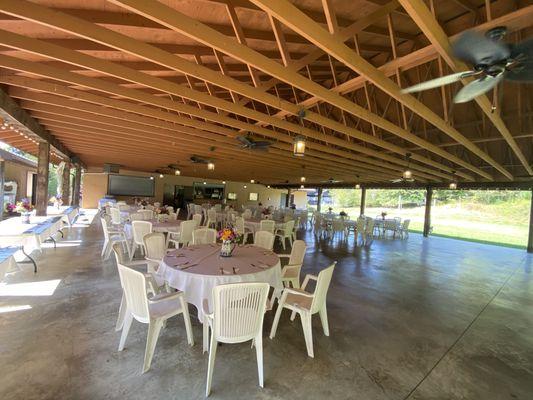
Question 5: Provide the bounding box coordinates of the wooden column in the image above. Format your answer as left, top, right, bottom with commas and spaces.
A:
35, 141, 50, 216
360, 187, 366, 216
317, 187, 323, 213
285, 188, 291, 208
527, 189, 533, 253
61, 162, 71, 205
0, 157, 4, 222
72, 164, 82, 206
423, 187, 433, 237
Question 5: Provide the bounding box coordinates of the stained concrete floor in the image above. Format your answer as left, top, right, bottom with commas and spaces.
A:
1, 211, 532, 400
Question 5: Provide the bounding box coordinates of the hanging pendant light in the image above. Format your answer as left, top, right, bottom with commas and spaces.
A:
207, 162, 215, 171
403, 152, 413, 180
250, 179, 255, 184
449, 182, 457, 190
355, 184, 360, 189
293, 136, 306, 156
175, 169, 181, 176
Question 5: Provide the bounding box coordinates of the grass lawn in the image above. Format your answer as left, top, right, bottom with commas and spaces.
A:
328, 200, 530, 249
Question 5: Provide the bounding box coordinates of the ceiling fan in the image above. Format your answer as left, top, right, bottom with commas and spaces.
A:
236, 135, 272, 151
391, 153, 415, 183
189, 155, 210, 164
155, 163, 181, 175
401, 27, 532, 103
321, 177, 343, 184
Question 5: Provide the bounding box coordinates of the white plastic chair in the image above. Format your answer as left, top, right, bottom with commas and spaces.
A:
143, 232, 166, 273
192, 213, 203, 228
206, 209, 217, 229
202, 282, 270, 396
131, 221, 153, 260
356, 217, 365, 245
192, 228, 217, 245
259, 219, 275, 234
168, 212, 178, 221
129, 212, 143, 221
270, 262, 336, 358
254, 231, 275, 250
242, 209, 252, 219
167, 220, 196, 248
110, 207, 122, 226
278, 240, 306, 289
138, 209, 154, 220
292, 217, 300, 241
235, 217, 253, 244
275, 220, 295, 250
117, 263, 194, 373
364, 219, 375, 245
398, 219, 410, 239
101, 217, 129, 260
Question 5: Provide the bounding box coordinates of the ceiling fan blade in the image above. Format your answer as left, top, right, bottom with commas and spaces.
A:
507, 39, 533, 82
253, 141, 272, 147
401, 71, 477, 94
454, 73, 504, 103
236, 135, 253, 146
452, 30, 510, 66
391, 178, 403, 183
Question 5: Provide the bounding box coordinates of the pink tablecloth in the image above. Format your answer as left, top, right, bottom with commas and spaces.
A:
157, 244, 283, 322
244, 218, 285, 233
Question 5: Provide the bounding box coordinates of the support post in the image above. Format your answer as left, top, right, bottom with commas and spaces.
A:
0, 157, 4, 222
72, 164, 82, 207
527, 188, 533, 253
285, 188, 291, 208
360, 187, 366, 216
61, 162, 71, 206
36, 142, 50, 216
423, 187, 433, 237
317, 187, 323, 213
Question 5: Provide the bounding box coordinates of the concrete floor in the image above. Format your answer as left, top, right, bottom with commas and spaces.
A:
1, 212, 532, 400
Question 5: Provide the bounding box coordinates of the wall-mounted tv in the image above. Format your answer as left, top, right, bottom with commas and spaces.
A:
194, 182, 225, 200
249, 193, 258, 201
227, 192, 237, 200
107, 174, 155, 197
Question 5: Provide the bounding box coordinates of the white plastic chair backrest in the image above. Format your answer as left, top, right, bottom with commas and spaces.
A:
224, 205, 230, 212
112, 242, 128, 264
310, 262, 336, 313
293, 217, 301, 232
254, 231, 274, 250
132, 221, 153, 245
192, 213, 202, 228
166, 206, 174, 213
101, 217, 111, 241
243, 209, 252, 219
194, 204, 203, 215
283, 220, 295, 236
179, 220, 196, 245
146, 205, 155, 211
332, 219, 345, 231
192, 228, 217, 245
228, 211, 237, 224
385, 220, 396, 230
129, 212, 143, 221
235, 217, 245, 234
167, 212, 177, 221
138, 209, 153, 220
175, 208, 181, 218
207, 209, 216, 220
402, 219, 410, 229
110, 207, 121, 224
153, 202, 160, 208
356, 218, 365, 233
117, 263, 150, 323
143, 232, 166, 261
214, 204, 222, 212
288, 240, 306, 265
211, 282, 269, 343
365, 219, 375, 234
259, 219, 275, 234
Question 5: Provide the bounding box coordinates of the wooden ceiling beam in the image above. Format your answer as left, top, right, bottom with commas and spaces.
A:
399, 0, 532, 176
107, 0, 483, 180
3, 78, 417, 181
249, 0, 513, 181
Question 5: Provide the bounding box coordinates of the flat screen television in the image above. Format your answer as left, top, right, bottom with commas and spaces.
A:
227, 192, 237, 200
107, 174, 155, 197
249, 193, 258, 201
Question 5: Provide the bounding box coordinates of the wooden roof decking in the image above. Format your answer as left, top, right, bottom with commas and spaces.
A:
0, 0, 530, 185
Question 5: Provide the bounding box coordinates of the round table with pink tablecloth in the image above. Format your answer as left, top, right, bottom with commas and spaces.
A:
156, 243, 283, 322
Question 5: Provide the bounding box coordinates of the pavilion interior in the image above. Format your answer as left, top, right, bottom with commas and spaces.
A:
0, 0, 532, 399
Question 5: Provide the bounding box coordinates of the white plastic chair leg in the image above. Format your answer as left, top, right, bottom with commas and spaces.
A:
180, 297, 195, 346
101, 238, 109, 257
300, 312, 314, 358
129, 243, 137, 261
255, 332, 264, 388
142, 318, 164, 373
205, 334, 218, 397
319, 307, 329, 336
115, 293, 126, 331
281, 237, 286, 250
118, 311, 133, 351
203, 322, 209, 353
269, 299, 284, 339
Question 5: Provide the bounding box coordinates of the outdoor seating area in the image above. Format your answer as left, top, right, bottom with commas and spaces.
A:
0, 1, 532, 399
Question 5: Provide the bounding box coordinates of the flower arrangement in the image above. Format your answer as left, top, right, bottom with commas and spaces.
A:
328, 207, 333, 213
339, 211, 347, 217
155, 207, 169, 215
261, 207, 271, 215
217, 228, 238, 243
5, 202, 16, 213
15, 198, 34, 213
49, 194, 63, 208
381, 211, 387, 220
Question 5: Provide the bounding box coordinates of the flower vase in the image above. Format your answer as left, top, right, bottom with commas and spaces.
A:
220, 240, 233, 257
21, 212, 31, 224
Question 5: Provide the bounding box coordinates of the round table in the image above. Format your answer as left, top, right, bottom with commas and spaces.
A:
157, 243, 283, 322
124, 219, 182, 239
244, 218, 285, 233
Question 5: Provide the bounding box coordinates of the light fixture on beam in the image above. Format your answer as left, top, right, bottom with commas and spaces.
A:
222, 181, 226, 184
403, 152, 413, 180
300, 176, 306, 183
175, 169, 181, 176
207, 162, 215, 171
300, 184, 305, 189
149, 176, 154, 180
159, 174, 164, 178
250, 179, 255, 184
293, 136, 306, 156
355, 184, 360, 189
244, 185, 247, 189
449, 182, 457, 190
